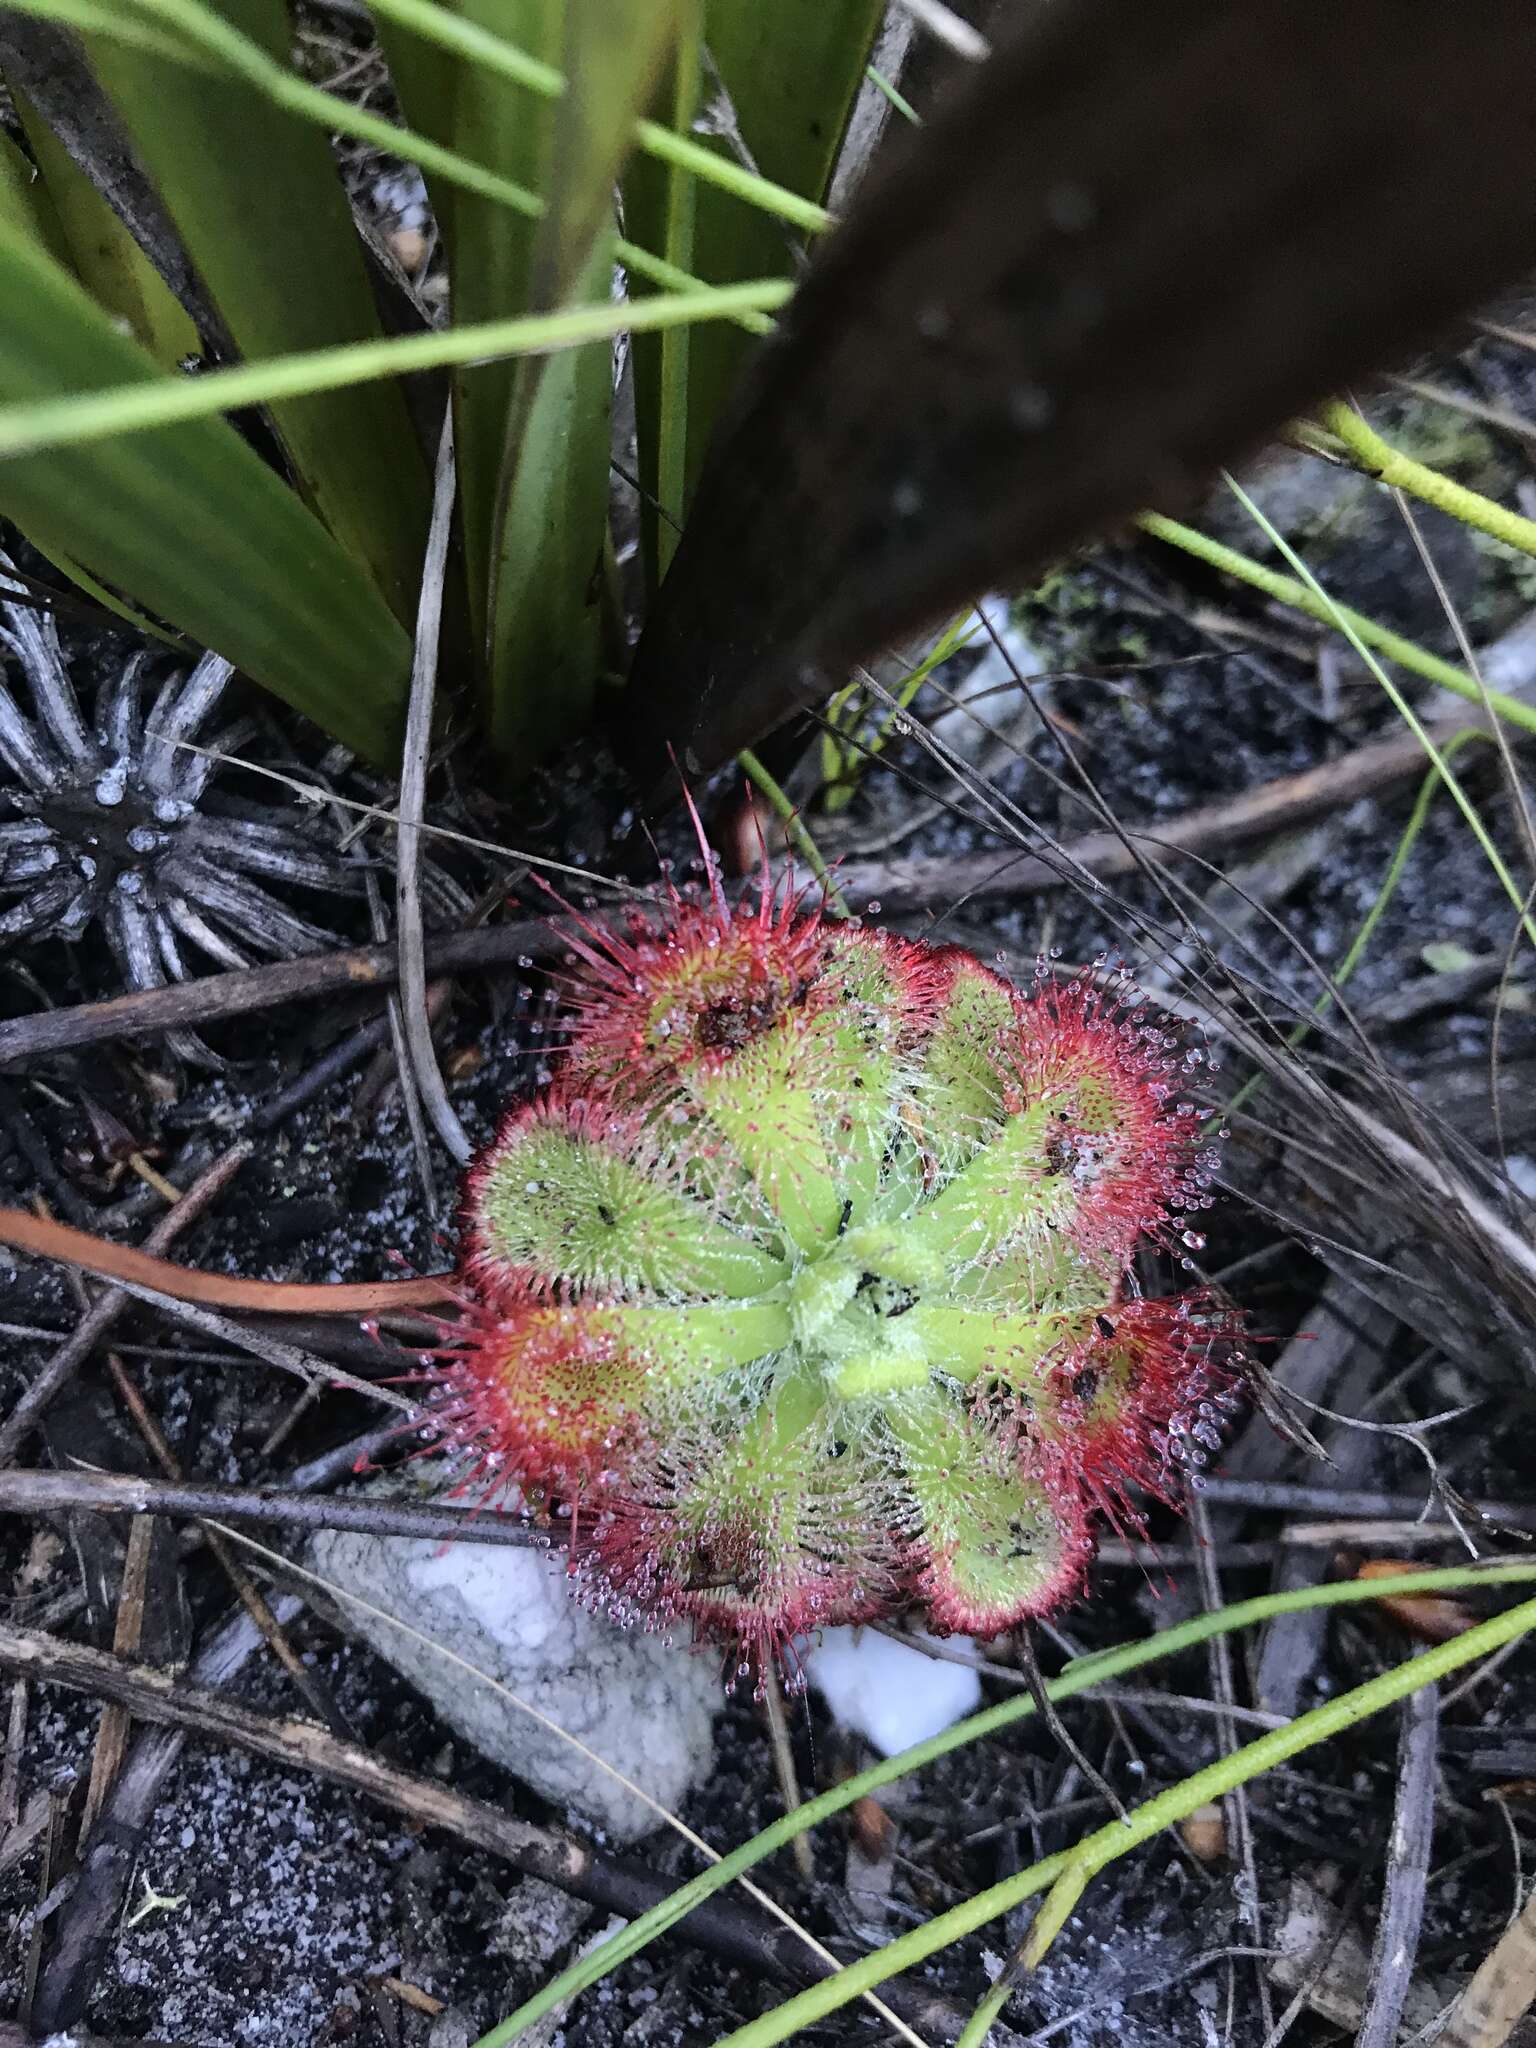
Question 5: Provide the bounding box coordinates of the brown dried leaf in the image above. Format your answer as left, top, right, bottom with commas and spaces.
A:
1358, 1558, 1476, 1643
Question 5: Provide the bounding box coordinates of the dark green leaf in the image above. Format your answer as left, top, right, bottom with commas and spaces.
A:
0, 222, 410, 759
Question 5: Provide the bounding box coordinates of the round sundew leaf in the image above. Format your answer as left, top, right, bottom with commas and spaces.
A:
913, 955, 1020, 1168
898, 1301, 1067, 1389
884, 1386, 1090, 1632
941, 1237, 1124, 1317
799, 928, 909, 1227
469, 1111, 787, 1300
842, 1096, 1078, 1288
585, 1383, 909, 1665
439, 1298, 642, 1493
686, 1015, 844, 1254
608, 1300, 793, 1389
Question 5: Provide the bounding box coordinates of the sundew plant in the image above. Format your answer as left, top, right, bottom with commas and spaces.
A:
433, 859, 1244, 1684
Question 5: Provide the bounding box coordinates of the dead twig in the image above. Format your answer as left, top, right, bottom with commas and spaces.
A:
0, 921, 551, 1069
365, 871, 440, 1220
395, 416, 472, 1169
77, 1516, 152, 1839
250, 1006, 395, 1131
1356, 1666, 1439, 2048
1439, 1883, 1536, 2048
1188, 1488, 1274, 2036
91, 1281, 422, 1409
1197, 1478, 1536, 1533
0, 1676, 25, 1831
104, 1355, 346, 1733
827, 713, 1507, 915
0, 1080, 95, 1226
0, 1617, 983, 2042
0, 1141, 252, 1466
0, 1467, 547, 1549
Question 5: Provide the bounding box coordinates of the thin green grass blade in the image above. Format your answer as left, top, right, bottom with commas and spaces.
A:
0, 223, 410, 758
1221, 727, 1492, 1128
413, 0, 552, 644
1139, 512, 1536, 739
80, 0, 432, 623
473, 1561, 1536, 2045
0, 280, 792, 454
541, 0, 684, 301
363, 0, 834, 231
722, 1593, 1536, 2047
5, 79, 198, 367
1226, 474, 1536, 953
820, 607, 978, 811
6, 0, 771, 327
622, 22, 701, 586
0, 131, 190, 645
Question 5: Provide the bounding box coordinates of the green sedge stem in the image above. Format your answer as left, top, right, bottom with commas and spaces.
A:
1320, 399, 1536, 564
866, 63, 922, 126
821, 608, 977, 812
737, 749, 850, 916
724, 1589, 1536, 2048
1223, 475, 1536, 954
0, 281, 793, 458
472, 1561, 1536, 2047
1138, 511, 1536, 740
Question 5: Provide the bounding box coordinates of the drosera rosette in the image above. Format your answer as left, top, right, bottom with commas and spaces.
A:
430, 861, 1246, 1687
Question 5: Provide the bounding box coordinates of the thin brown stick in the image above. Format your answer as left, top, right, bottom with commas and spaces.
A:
828, 714, 1494, 915
1197, 1479, 1536, 1531
1, 1676, 26, 1830
104, 1356, 345, 1732
78, 1516, 151, 1839
0, 1620, 974, 2040
1188, 1489, 1273, 2036
0, 1467, 547, 1547
1356, 1664, 1439, 2048
0, 1206, 455, 1314
107, 1281, 422, 1410
1439, 1884, 1536, 2048
396, 416, 471, 1168
0, 1142, 253, 1465
0, 920, 552, 1069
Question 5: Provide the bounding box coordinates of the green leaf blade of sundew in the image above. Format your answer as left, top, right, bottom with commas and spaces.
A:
472, 1116, 789, 1301
609, 1301, 792, 1385
689, 1023, 845, 1256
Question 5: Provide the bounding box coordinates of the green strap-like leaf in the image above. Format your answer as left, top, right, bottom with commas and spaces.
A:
0, 125, 70, 267
6, 78, 198, 368
486, 237, 613, 763
79, 0, 432, 624
625, 0, 880, 589
0, 222, 410, 759
485, 0, 687, 763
